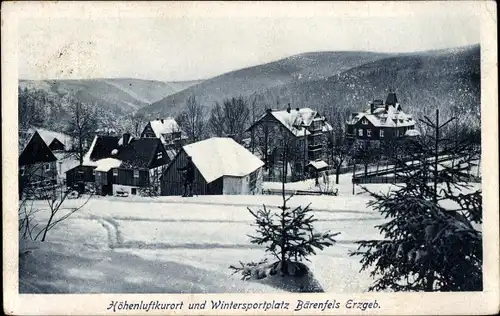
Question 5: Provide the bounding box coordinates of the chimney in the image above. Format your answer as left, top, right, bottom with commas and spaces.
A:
160, 118, 164, 124
370, 101, 375, 114
122, 133, 130, 146
286, 103, 291, 113
266, 108, 272, 114
296, 107, 300, 112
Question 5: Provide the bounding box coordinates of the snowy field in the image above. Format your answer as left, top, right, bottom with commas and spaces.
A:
19, 181, 481, 294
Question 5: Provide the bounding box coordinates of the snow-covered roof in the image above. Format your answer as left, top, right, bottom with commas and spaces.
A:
95, 158, 122, 172
183, 137, 264, 183
149, 118, 181, 137
270, 108, 317, 136
405, 129, 421, 137
82, 136, 99, 166
308, 160, 329, 170
29, 127, 72, 148
347, 104, 415, 128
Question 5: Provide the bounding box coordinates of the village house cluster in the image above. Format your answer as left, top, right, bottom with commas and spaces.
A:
18, 91, 419, 197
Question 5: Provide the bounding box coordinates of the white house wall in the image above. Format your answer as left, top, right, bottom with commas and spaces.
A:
222, 176, 244, 195
222, 167, 263, 195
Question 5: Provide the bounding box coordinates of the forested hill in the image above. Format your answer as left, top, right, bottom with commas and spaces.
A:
250, 44, 481, 127
140, 51, 393, 118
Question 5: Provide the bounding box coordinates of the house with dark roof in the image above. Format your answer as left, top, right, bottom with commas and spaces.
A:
98, 136, 170, 196
246, 104, 333, 181
19, 130, 58, 195
345, 92, 418, 141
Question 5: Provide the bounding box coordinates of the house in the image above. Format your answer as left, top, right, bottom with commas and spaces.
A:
141, 118, 187, 151
346, 92, 417, 141
19, 130, 58, 194
160, 137, 264, 196
65, 134, 121, 189
67, 132, 170, 196
246, 104, 333, 181
102, 136, 170, 196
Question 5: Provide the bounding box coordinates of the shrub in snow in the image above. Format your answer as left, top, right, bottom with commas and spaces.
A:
351, 109, 482, 292
230, 194, 340, 292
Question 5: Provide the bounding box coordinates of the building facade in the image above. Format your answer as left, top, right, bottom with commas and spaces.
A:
246, 105, 333, 181
346, 92, 417, 142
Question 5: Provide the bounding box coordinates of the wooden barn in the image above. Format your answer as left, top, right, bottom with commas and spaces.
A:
161, 137, 264, 196
19, 130, 58, 195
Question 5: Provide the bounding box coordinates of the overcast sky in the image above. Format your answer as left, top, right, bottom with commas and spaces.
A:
18, 5, 480, 82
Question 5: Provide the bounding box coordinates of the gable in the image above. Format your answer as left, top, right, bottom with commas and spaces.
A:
50, 138, 65, 148
141, 122, 156, 137
149, 141, 171, 168
19, 131, 57, 166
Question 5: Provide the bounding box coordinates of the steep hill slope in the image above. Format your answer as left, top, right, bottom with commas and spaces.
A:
141, 51, 393, 118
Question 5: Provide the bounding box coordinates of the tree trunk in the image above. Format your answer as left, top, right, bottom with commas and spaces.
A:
335, 166, 340, 184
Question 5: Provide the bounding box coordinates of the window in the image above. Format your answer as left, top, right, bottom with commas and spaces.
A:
367, 129, 372, 137
157, 152, 163, 159
45, 163, 50, 172
133, 170, 140, 178
362, 119, 368, 125
92, 169, 96, 175
380, 129, 385, 138
358, 129, 363, 137
20, 166, 25, 176
113, 169, 118, 176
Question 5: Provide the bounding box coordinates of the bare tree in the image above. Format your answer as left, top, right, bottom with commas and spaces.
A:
176, 95, 207, 144
19, 162, 93, 242
208, 96, 250, 143
65, 97, 99, 165
325, 110, 353, 184
119, 112, 146, 138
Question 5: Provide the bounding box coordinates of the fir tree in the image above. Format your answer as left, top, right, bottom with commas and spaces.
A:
350, 109, 482, 291
230, 130, 340, 284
